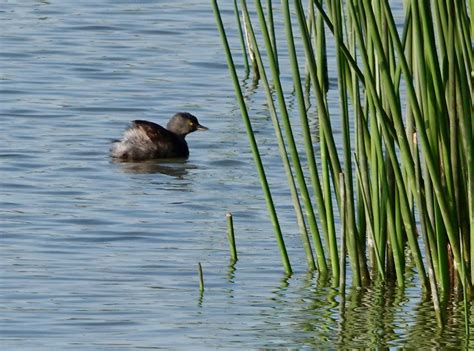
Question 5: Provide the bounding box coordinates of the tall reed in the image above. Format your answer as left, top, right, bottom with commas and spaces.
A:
212, 0, 292, 275
213, 0, 473, 320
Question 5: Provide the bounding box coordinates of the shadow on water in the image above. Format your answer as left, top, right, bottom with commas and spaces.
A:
111, 158, 195, 177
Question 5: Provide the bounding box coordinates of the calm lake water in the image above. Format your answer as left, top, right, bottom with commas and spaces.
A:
1, 1, 472, 349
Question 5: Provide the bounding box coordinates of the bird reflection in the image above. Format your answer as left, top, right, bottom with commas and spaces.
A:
113, 158, 194, 177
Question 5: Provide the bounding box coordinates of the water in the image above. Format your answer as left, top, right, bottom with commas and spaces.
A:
1, 1, 472, 349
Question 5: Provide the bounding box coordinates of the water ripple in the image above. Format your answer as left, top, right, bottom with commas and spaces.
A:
1, 1, 470, 350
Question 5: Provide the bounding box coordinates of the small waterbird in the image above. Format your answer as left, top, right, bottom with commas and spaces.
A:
110, 112, 208, 160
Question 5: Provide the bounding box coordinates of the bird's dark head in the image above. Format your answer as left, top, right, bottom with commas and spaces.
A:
167, 112, 208, 137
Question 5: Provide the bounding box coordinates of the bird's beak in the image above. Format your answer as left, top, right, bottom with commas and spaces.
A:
196, 124, 208, 131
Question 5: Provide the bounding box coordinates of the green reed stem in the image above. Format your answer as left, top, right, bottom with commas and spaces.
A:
355, 156, 385, 280
266, 0, 279, 73
312, 0, 365, 83
226, 212, 238, 263
346, 0, 427, 286
380, 0, 466, 286
198, 262, 204, 292
339, 172, 346, 292
241, 1, 259, 78
314, 1, 337, 283
282, 0, 331, 276
347, 6, 370, 275
312, 0, 328, 92
239, 0, 316, 271
449, 0, 473, 285
461, 235, 470, 336
294, 0, 340, 282
233, 0, 249, 73
254, 0, 327, 275
212, 0, 292, 275
329, 0, 365, 286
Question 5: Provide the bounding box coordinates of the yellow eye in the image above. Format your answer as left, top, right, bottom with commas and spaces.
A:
189, 121, 194, 126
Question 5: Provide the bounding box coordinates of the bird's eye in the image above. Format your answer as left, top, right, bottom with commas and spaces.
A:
189, 121, 194, 126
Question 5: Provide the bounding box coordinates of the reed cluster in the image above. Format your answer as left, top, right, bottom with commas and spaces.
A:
212, 0, 473, 316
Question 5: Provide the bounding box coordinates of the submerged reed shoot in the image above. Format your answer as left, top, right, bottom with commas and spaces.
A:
226, 212, 238, 263
198, 262, 205, 293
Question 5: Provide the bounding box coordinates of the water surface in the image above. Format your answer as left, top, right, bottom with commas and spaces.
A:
1, 1, 472, 349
